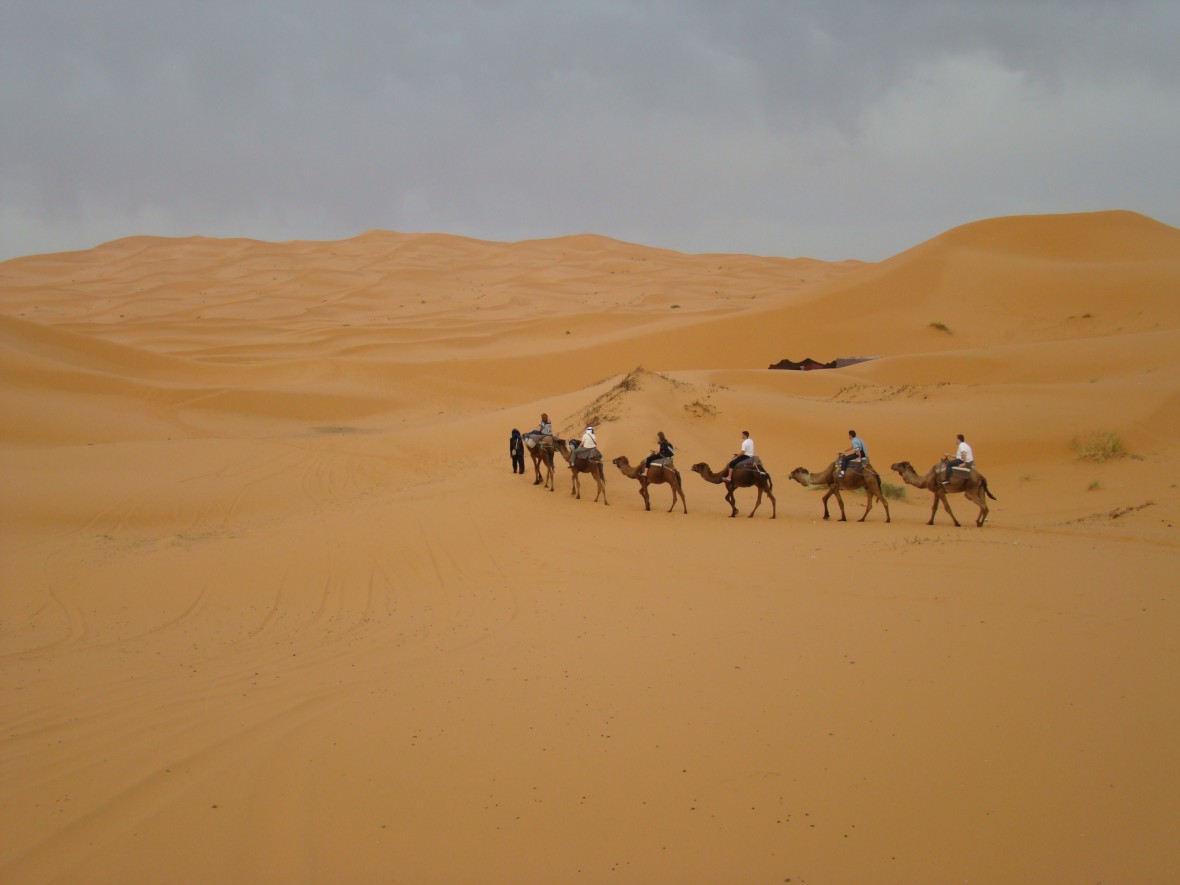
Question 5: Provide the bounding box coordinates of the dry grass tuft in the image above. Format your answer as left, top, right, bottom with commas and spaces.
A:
1072, 431, 1126, 463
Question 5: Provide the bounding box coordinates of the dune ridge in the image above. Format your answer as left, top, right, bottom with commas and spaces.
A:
2, 210, 1179, 883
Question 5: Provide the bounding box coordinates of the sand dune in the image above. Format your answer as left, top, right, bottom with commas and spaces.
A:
2, 211, 1179, 883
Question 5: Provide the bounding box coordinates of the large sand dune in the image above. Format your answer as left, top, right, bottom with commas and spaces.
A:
2, 210, 1179, 883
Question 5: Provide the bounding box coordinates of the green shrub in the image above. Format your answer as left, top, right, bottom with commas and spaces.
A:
881, 481, 907, 501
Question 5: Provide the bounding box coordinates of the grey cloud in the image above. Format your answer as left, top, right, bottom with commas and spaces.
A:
2, 0, 1177, 261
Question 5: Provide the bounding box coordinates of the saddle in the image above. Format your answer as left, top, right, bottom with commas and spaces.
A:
573, 447, 602, 463
650, 456, 675, 471
737, 456, 768, 475
525, 435, 553, 450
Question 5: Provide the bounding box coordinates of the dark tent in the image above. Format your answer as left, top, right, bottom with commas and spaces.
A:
768, 357, 836, 371
768, 356, 878, 371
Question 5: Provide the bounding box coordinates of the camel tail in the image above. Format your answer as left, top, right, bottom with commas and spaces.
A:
984, 479, 997, 501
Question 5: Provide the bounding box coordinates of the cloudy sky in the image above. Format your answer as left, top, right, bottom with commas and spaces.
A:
3, 1, 1178, 262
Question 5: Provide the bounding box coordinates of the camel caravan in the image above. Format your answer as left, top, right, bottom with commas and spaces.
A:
514, 416, 996, 526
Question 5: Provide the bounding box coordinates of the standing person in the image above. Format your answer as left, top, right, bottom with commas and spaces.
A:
837, 429, 868, 477
639, 431, 675, 476
510, 428, 526, 474
943, 433, 974, 483
723, 430, 754, 481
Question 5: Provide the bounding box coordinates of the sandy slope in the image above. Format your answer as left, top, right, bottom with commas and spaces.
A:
2, 211, 1179, 883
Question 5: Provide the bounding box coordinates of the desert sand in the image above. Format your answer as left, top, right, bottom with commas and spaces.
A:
2, 210, 1179, 883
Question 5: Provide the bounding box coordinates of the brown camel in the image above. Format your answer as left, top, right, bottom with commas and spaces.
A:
612, 455, 688, 514
526, 435, 558, 490
691, 462, 776, 518
789, 462, 891, 523
556, 440, 609, 504
890, 460, 997, 527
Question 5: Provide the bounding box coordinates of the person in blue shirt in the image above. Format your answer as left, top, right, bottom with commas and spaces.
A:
837, 429, 868, 477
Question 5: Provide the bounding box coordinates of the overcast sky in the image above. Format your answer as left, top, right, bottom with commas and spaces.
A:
3, 1, 1178, 262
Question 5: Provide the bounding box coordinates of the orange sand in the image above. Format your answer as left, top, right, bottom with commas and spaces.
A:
2, 210, 1179, 883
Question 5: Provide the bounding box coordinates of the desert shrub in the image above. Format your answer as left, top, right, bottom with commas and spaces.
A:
684, 399, 718, 418
929, 321, 952, 333
1072, 431, 1126, 463
853, 482, 906, 500
617, 371, 641, 392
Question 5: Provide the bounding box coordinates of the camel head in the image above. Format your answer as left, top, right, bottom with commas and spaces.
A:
789, 467, 811, 485
691, 462, 709, 476
890, 461, 913, 476
611, 455, 630, 468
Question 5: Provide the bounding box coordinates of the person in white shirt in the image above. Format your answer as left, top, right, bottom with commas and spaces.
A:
723, 430, 754, 481
571, 424, 598, 463
943, 433, 975, 483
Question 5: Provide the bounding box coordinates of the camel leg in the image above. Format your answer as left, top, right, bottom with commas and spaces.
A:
767, 488, 776, 519
931, 491, 960, 527
966, 489, 987, 526
748, 487, 762, 518
859, 491, 873, 522
832, 488, 847, 522
596, 466, 608, 505
640, 480, 651, 511
670, 479, 685, 514
725, 485, 738, 518
881, 495, 891, 523
820, 488, 833, 520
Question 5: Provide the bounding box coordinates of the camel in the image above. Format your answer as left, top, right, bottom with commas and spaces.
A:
528, 436, 568, 493
691, 462, 776, 519
556, 441, 609, 504
612, 455, 688, 514
789, 461, 891, 523
525, 435, 558, 490
890, 460, 997, 527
